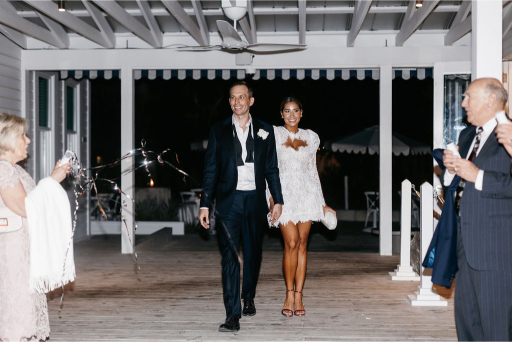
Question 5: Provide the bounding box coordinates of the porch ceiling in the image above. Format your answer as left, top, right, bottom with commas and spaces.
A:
0, 0, 510, 58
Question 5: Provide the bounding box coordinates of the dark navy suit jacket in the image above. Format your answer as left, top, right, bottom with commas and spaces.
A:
200, 116, 284, 219
443, 125, 512, 271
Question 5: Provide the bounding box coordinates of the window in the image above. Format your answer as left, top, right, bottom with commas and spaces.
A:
37, 75, 53, 181
443, 74, 470, 147
65, 84, 78, 156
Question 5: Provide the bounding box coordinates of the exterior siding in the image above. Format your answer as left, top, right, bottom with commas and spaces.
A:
0, 35, 21, 116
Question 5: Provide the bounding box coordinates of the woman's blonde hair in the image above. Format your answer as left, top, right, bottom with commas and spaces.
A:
0, 113, 28, 155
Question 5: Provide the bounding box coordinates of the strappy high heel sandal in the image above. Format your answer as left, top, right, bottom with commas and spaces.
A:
294, 290, 305, 316
281, 289, 294, 317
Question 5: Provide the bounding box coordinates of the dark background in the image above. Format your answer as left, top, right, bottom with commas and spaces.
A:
90, 76, 433, 210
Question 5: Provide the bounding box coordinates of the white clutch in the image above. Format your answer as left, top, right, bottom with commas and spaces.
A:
0, 207, 22, 233
321, 211, 337, 230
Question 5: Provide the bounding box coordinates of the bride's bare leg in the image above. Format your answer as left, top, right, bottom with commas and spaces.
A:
294, 221, 312, 312
280, 222, 299, 312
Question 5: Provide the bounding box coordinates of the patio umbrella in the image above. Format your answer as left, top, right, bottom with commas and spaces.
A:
325, 125, 431, 156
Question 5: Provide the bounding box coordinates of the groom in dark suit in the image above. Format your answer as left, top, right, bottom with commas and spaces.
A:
443, 78, 512, 341
198, 81, 283, 332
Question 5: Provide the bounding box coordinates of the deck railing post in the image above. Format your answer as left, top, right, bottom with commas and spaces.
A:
389, 179, 420, 281
407, 182, 447, 306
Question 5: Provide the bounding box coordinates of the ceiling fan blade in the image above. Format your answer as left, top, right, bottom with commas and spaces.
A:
245, 43, 307, 53
216, 20, 244, 43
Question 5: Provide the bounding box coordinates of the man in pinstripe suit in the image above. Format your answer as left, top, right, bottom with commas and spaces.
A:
443, 78, 512, 341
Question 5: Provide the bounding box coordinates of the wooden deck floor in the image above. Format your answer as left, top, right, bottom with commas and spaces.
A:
46, 226, 456, 341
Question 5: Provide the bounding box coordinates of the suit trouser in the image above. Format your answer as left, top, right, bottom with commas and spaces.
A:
455, 221, 512, 341
218, 190, 262, 318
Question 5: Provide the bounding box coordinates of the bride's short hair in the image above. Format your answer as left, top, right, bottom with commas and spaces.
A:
0, 113, 29, 155
280, 97, 303, 112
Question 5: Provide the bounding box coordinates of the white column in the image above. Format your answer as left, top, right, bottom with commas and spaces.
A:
390, 179, 420, 281
121, 68, 135, 254
379, 64, 392, 256
471, 0, 502, 80
407, 182, 447, 306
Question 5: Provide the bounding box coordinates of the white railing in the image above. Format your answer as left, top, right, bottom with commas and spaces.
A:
406, 182, 447, 306
389, 179, 420, 281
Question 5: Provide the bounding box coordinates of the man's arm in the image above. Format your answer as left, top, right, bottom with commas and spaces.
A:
199, 127, 219, 228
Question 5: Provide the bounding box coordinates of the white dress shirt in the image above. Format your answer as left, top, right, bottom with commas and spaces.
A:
444, 116, 498, 190
232, 115, 256, 191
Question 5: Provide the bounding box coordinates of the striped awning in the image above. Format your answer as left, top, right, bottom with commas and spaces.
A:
59, 70, 120, 80
58, 68, 433, 81
133, 68, 433, 81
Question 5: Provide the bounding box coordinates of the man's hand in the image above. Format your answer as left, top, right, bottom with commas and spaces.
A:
454, 158, 480, 183
443, 149, 459, 174
270, 204, 282, 224
496, 124, 512, 157
198, 208, 210, 229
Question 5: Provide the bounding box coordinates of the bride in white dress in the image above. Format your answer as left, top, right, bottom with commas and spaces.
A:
267, 97, 336, 317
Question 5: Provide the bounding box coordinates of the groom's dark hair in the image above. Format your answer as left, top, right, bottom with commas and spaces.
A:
230, 80, 253, 98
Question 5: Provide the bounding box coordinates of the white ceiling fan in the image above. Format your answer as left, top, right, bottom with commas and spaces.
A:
179, 0, 307, 53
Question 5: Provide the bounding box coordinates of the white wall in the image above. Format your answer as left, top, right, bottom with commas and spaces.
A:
0, 35, 21, 115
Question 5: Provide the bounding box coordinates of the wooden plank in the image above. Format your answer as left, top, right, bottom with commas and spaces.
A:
39, 233, 457, 341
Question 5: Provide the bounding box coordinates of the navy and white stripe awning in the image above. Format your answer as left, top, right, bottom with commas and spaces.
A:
59, 70, 120, 80
133, 68, 433, 81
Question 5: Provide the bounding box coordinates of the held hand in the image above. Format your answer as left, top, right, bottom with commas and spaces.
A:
454, 158, 479, 183
443, 149, 458, 174
50, 160, 70, 183
270, 204, 282, 224
198, 208, 210, 229
323, 205, 336, 217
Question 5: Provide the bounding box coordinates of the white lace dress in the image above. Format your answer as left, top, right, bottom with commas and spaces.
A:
0, 160, 50, 342
267, 126, 325, 227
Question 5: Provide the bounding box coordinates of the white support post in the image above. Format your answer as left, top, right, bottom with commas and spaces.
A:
472, 0, 502, 80
407, 182, 447, 306
390, 179, 420, 281
121, 68, 135, 254
379, 65, 392, 256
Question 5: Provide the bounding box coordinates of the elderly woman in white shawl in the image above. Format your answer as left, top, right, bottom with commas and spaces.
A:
0, 113, 69, 341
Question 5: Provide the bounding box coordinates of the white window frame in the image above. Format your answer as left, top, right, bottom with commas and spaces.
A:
64, 79, 80, 162
35, 72, 55, 182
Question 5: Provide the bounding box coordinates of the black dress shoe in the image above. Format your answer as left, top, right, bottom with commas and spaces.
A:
219, 316, 240, 332
242, 299, 256, 316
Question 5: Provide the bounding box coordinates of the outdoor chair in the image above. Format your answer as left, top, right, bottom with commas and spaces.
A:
364, 191, 379, 228
180, 191, 198, 203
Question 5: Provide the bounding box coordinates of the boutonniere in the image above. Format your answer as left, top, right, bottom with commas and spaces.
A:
257, 129, 269, 140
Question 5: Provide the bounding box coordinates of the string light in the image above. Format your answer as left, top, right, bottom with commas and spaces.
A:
58, 1, 66, 12
415, 0, 423, 8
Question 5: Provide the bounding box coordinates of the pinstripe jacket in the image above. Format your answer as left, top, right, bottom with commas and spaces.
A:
448, 125, 512, 271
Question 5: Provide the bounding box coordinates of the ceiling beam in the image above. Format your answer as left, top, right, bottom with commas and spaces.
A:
298, 0, 306, 44
0, 1, 66, 48
347, 0, 372, 47
92, 0, 161, 48
22, 0, 114, 48
404, 0, 415, 22
161, 0, 206, 46
0, 24, 27, 49
16, 5, 462, 18
136, 0, 163, 47
247, 0, 257, 43
444, 1, 471, 46
82, 0, 116, 48
395, 0, 440, 46
239, 17, 255, 44
444, 15, 471, 46
191, 0, 209, 45
36, 13, 70, 49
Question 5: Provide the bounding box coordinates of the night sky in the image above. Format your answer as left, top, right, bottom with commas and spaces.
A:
90, 76, 433, 210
